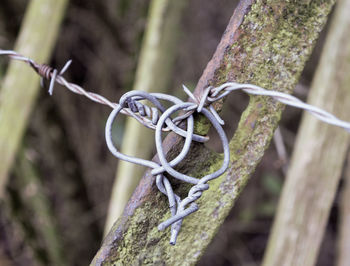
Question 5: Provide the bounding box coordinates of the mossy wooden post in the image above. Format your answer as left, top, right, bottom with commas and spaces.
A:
104, 0, 186, 235
263, 0, 350, 265
92, 1, 335, 265
0, 0, 68, 197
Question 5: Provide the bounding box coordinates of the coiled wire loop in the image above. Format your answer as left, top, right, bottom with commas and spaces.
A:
3, 49, 350, 245
105, 91, 229, 244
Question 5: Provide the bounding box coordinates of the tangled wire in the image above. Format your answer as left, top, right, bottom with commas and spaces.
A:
1, 49, 350, 245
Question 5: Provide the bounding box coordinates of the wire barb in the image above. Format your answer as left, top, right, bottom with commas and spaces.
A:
2, 49, 350, 245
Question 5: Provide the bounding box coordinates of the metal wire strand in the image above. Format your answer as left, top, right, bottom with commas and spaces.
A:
0, 49, 207, 137
208, 82, 350, 132
2, 49, 350, 245
156, 106, 230, 244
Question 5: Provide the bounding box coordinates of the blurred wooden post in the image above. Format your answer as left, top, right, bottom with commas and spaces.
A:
263, 0, 350, 265
0, 0, 68, 198
13, 151, 65, 265
338, 152, 350, 266
92, 1, 335, 265
104, 0, 186, 235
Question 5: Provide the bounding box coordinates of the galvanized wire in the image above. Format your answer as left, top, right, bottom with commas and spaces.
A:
2, 49, 350, 245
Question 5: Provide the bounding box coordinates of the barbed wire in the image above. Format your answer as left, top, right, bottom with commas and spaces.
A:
1, 49, 350, 245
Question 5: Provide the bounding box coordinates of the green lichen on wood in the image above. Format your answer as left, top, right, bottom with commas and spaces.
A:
193, 113, 212, 135
92, 1, 335, 265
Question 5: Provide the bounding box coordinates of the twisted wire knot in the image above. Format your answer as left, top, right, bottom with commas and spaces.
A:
2, 49, 350, 245
125, 97, 160, 125
35, 63, 54, 79
105, 90, 230, 244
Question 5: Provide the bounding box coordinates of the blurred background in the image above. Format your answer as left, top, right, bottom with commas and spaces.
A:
0, 0, 340, 265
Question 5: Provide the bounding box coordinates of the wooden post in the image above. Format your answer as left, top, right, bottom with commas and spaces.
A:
91, 1, 335, 265
338, 153, 350, 266
104, 0, 187, 235
263, 0, 350, 265
0, 0, 68, 197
